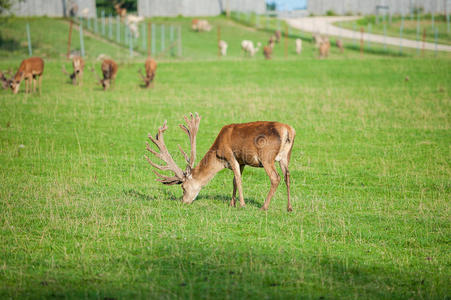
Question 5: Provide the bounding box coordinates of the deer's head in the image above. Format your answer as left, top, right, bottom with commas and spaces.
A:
9, 72, 23, 94
145, 113, 201, 204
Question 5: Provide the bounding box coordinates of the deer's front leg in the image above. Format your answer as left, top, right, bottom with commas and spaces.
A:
229, 158, 245, 207
231, 165, 245, 207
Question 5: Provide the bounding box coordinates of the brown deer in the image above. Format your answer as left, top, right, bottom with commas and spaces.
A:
274, 30, 281, 43
139, 57, 157, 88
62, 56, 85, 86
145, 113, 296, 212
336, 39, 344, 53
91, 59, 118, 91
263, 39, 275, 60
319, 37, 330, 59
114, 1, 127, 20
9, 57, 44, 95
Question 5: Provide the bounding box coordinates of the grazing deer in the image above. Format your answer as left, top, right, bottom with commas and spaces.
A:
9, 57, 44, 95
319, 37, 330, 59
145, 113, 296, 212
263, 39, 275, 59
336, 39, 344, 53
62, 56, 85, 86
91, 59, 118, 91
139, 57, 157, 88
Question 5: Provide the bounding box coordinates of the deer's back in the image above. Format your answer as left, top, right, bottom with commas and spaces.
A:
213, 121, 295, 167
16, 57, 44, 78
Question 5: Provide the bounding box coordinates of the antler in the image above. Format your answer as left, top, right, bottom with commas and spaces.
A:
145, 121, 186, 185
178, 113, 201, 170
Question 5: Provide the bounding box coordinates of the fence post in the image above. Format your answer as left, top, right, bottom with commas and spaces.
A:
109, 14, 113, 39
422, 28, 426, 57
178, 25, 182, 57
79, 23, 85, 57
161, 24, 165, 53
116, 15, 120, 43
217, 25, 221, 57
67, 20, 73, 58
360, 27, 364, 56
87, 16, 91, 30
129, 28, 133, 57
152, 23, 156, 55
284, 24, 288, 58
353, 23, 357, 48
101, 10, 105, 35
170, 25, 175, 56
416, 14, 420, 55
383, 22, 387, 52
399, 15, 404, 55
434, 27, 438, 57
94, 14, 98, 33
125, 23, 129, 44
147, 22, 151, 57
26, 23, 32, 56
142, 23, 146, 51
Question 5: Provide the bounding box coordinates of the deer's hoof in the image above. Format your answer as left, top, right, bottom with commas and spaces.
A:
260, 206, 268, 211
287, 207, 293, 212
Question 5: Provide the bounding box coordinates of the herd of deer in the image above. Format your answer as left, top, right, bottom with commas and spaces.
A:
1, 55, 157, 94
5, 19, 349, 212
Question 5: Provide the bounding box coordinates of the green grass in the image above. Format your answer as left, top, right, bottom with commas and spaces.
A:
0, 16, 451, 299
337, 15, 451, 46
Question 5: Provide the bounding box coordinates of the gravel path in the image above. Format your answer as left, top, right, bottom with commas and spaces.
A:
284, 16, 451, 52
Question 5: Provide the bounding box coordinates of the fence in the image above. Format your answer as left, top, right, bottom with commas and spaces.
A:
72, 10, 183, 59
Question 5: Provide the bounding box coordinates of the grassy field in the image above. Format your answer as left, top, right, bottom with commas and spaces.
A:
0, 16, 451, 299
337, 15, 451, 46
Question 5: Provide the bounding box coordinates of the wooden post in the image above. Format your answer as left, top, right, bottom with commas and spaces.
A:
67, 20, 73, 59
422, 28, 426, 57
284, 24, 288, 58
217, 25, 221, 57
360, 27, 364, 56
147, 22, 151, 57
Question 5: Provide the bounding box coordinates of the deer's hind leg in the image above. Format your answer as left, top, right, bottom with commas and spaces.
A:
261, 161, 280, 211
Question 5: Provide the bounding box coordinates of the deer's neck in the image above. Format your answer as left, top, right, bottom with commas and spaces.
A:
191, 150, 224, 187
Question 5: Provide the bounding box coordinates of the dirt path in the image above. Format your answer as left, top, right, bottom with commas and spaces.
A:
285, 16, 451, 52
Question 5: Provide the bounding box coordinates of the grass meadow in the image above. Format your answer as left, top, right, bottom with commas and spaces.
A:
0, 16, 450, 299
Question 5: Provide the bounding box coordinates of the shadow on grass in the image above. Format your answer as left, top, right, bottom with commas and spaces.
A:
196, 193, 262, 208
0, 33, 20, 52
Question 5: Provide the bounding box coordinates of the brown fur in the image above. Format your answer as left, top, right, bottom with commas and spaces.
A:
94, 59, 118, 91
140, 57, 157, 88
63, 56, 85, 85
9, 57, 44, 94
146, 115, 296, 212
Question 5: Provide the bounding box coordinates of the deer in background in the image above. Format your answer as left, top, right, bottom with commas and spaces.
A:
91, 59, 118, 91
241, 40, 261, 57
145, 113, 296, 212
8, 57, 44, 95
218, 40, 228, 56
114, 1, 127, 21
62, 56, 85, 86
319, 37, 330, 59
336, 39, 344, 53
139, 57, 157, 88
263, 38, 275, 59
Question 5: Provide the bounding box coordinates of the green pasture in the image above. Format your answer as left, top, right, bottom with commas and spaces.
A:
0, 15, 450, 299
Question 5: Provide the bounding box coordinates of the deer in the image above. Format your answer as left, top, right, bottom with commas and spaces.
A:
274, 30, 281, 43
263, 38, 275, 60
145, 113, 296, 212
114, 1, 127, 20
62, 56, 85, 86
139, 57, 157, 88
319, 37, 330, 59
91, 59, 118, 91
336, 39, 344, 53
295, 38, 302, 55
8, 57, 44, 95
